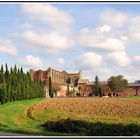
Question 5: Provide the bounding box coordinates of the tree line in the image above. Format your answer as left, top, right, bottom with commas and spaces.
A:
76, 75, 128, 97
92, 75, 128, 97
0, 64, 44, 104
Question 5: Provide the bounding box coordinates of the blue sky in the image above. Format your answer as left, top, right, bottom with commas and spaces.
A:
0, 3, 140, 82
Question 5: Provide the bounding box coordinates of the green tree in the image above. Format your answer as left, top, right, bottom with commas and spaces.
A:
4, 63, 10, 102
93, 75, 100, 96
78, 86, 81, 96
108, 75, 128, 96
0, 64, 44, 104
49, 76, 53, 98
99, 87, 103, 97
0, 65, 6, 104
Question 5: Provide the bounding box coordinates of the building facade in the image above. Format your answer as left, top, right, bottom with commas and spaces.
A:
78, 80, 140, 97
30, 67, 82, 96
30, 67, 140, 97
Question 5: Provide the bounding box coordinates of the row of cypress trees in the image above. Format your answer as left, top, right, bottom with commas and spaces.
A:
0, 64, 44, 104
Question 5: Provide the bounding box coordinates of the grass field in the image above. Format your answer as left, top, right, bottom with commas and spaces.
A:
0, 97, 140, 136
0, 98, 66, 135
126, 96, 140, 98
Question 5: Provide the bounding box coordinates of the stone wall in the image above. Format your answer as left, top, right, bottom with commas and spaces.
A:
30, 69, 46, 81
79, 84, 140, 97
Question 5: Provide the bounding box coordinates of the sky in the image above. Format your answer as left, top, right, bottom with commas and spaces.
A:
0, 3, 140, 82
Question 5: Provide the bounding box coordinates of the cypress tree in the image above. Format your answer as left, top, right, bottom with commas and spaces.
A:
99, 87, 103, 97
93, 75, 100, 96
0, 64, 44, 104
49, 76, 53, 98
5, 63, 10, 102
0, 65, 6, 104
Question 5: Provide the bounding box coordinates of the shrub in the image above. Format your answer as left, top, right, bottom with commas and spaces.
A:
76, 92, 80, 97
66, 90, 74, 97
42, 118, 140, 136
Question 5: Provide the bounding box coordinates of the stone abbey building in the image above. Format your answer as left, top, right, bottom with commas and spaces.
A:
30, 67, 82, 96
30, 67, 140, 97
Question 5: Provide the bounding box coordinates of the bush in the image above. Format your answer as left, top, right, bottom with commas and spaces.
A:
66, 90, 74, 97
42, 118, 90, 135
88, 93, 93, 96
76, 92, 80, 97
41, 118, 140, 136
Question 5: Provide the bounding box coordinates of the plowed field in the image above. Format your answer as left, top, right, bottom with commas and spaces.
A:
27, 98, 140, 125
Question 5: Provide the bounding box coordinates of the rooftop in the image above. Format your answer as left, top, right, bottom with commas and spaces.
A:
78, 79, 89, 84
128, 83, 140, 87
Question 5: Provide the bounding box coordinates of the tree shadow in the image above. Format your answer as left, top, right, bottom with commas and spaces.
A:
41, 118, 140, 136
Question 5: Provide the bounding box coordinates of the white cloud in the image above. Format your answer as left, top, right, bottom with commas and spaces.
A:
100, 24, 111, 33
107, 51, 131, 67
75, 52, 102, 70
120, 35, 128, 41
100, 9, 127, 28
132, 56, 140, 65
19, 55, 43, 68
80, 67, 113, 81
129, 16, 140, 42
0, 38, 17, 56
79, 27, 126, 52
14, 4, 75, 54
57, 58, 65, 65
21, 4, 74, 32
14, 30, 74, 53
20, 22, 32, 30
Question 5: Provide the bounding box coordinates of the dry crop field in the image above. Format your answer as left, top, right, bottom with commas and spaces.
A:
27, 98, 140, 125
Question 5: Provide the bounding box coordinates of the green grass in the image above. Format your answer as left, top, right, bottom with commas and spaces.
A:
126, 96, 140, 98
0, 98, 72, 136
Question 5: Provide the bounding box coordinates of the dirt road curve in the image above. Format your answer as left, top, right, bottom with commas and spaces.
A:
0, 132, 24, 136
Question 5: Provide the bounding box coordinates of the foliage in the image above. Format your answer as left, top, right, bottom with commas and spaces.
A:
99, 87, 103, 97
0, 64, 44, 104
66, 90, 74, 97
49, 76, 53, 98
93, 75, 100, 96
76, 92, 80, 97
42, 118, 140, 136
108, 75, 128, 95
78, 86, 82, 95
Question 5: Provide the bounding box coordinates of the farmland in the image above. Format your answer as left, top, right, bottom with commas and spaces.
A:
0, 97, 140, 136
28, 98, 140, 135
28, 98, 140, 125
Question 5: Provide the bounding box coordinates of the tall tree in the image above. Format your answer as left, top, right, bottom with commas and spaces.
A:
0, 64, 44, 104
108, 75, 128, 96
93, 75, 100, 96
99, 87, 103, 97
0, 65, 6, 104
4, 63, 10, 102
49, 76, 53, 98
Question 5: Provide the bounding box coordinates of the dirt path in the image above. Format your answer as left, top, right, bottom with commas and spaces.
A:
0, 131, 25, 136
